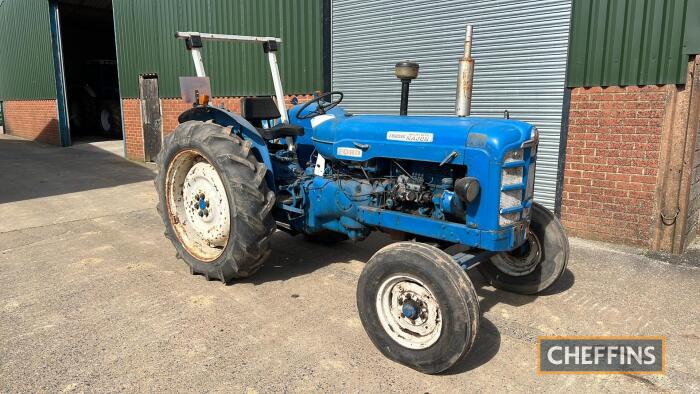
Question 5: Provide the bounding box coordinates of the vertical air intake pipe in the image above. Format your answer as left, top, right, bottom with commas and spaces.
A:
395, 61, 419, 116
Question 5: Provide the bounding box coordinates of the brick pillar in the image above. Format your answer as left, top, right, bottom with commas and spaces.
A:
654, 56, 700, 252
122, 99, 144, 160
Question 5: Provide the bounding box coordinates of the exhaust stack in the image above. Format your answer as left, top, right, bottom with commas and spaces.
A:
455, 25, 474, 117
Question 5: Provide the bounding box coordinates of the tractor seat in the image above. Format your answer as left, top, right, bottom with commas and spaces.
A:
257, 123, 304, 140
241, 96, 305, 140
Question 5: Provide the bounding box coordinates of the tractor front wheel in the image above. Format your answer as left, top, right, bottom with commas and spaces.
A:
155, 121, 276, 282
356, 242, 480, 374
479, 202, 569, 294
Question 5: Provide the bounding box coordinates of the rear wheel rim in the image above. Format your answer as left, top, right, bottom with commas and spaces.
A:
165, 149, 230, 262
376, 274, 442, 349
100, 109, 111, 131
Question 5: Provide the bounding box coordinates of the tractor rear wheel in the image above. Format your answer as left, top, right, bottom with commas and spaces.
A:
479, 202, 569, 294
155, 121, 276, 282
357, 242, 480, 374
98, 101, 122, 138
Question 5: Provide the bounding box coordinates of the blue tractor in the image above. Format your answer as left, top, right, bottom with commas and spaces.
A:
156, 30, 569, 374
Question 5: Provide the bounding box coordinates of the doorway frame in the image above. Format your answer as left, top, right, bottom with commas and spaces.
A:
48, 0, 71, 147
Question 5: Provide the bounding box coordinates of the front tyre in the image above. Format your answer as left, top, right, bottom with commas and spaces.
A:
155, 121, 276, 282
479, 202, 569, 294
357, 242, 480, 374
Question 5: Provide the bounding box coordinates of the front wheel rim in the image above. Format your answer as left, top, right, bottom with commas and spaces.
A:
165, 149, 231, 262
375, 275, 442, 349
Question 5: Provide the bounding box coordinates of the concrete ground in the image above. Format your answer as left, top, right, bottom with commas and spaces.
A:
0, 134, 698, 393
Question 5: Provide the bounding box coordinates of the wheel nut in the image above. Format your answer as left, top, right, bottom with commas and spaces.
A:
198, 211, 204, 217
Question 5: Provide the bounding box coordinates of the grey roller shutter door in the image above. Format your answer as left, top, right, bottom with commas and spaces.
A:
331, 0, 571, 209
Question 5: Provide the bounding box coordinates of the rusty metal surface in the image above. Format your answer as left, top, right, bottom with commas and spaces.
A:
455, 25, 474, 117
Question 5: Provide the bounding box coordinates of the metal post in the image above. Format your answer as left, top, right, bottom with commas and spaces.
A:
265, 45, 295, 151
49, 0, 71, 146
455, 25, 474, 117
267, 52, 289, 124
175, 32, 293, 149
191, 48, 206, 77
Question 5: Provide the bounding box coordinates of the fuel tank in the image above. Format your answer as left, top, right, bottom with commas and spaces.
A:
291, 105, 536, 165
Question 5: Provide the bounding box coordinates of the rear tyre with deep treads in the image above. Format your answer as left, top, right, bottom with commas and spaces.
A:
155, 121, 275, 282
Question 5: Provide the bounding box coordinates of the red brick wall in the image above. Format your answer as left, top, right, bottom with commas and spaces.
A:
561, 86, 669, 247
122, 95, 312, 161
4, 100, 60, 145
122, 99, 143, 160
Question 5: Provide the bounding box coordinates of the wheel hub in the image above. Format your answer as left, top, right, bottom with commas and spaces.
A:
182, 162, 230, 246
492, 228, 542, 276
376, 275, 442, 349
165, 150, 231, 262
401, 299, 420, 320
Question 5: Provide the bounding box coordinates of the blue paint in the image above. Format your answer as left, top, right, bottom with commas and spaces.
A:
48, 0, 71, 146
179, 100, 537, 254
198, 197, 207, 210
402, 303, 418, 319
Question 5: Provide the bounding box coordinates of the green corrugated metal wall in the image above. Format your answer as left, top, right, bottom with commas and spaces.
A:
684, 0, 700, 54
0, 0, 57, 100
567, 0, 695, 87
113, 0, 323, 98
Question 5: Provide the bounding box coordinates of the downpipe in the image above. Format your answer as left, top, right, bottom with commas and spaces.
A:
455, 25, 474, 117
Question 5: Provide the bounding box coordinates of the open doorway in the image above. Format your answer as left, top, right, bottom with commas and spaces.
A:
58, 0, 122, 147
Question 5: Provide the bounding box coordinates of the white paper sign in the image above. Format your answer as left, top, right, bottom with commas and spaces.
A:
314, 154, 326, 176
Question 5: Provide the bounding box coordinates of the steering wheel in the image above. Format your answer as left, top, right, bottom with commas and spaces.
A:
296, 91, 344, 120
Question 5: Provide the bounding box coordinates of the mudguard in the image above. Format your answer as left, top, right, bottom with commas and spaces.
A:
178, 105, 276, 190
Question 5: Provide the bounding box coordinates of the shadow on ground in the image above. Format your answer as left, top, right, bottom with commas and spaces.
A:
0, 137, 154, 203
236, 230, 576, 374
